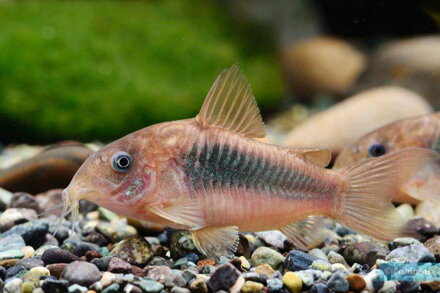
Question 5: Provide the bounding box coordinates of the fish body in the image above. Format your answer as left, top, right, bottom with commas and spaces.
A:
335, 112, 440, 204
63, 66, 439, 259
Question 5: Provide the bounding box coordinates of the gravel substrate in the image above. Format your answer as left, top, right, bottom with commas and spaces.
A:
1, 186, 440, 293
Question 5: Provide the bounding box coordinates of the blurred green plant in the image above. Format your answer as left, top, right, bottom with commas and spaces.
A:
0, 0, 282, 143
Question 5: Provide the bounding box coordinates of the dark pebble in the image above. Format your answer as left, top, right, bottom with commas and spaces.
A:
148, 256, 172, 267
311, 283, 330, 293
284, 250, 318, 271
157, 228, 172, 245
327, 272, 349, 292
6, 265, 26, 279
343, 241, 388, 267
399, 281, 420, 293
419, 253, 436, 263
187, 253, 199, 264
73, 242, 100, 257
41, 278, 69, 293
0, 219, 49, 247
7, 192, 41, 213
0, 266, 6, 280
91, 256, 112, 271
44, 233, 59, 246
406, 218, 438, 239
61, 261, 101, 287
201, 265, 216, 275
16, 258, 44, 270
46, 263, 68, 279
108, 257, 132, 274
131, 265, 144, 277
85, 250, 103, 261
152, 245, 169, 258
101, 283, 120, 293
208, 263, 241, 291
42, 247, 80, 265
173, 257, 190, 269
182, 270, 196, 284
50, 226, 70, 243
336, 226, 355, 237
236, 234, 251, 259
79, 199, 98, 215
82, 232, 109, 246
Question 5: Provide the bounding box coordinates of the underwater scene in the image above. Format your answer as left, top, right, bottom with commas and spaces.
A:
1, 1, 440, 292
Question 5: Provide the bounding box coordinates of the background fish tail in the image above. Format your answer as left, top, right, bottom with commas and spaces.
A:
335, 148, 440, 241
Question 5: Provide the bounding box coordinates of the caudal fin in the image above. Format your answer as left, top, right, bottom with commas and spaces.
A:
334, 148, 440, 241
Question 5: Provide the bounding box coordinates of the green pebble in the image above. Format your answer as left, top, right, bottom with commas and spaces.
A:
21, 281, 35, 293
138, 280, 164, 293
102, 283, 120, 293
0, 249, 24, 260
251, 247, 285, 269
98, 207, 119, 221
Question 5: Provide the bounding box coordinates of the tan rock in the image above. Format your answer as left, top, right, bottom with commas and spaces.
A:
281, 36, 366, 97
283, 86, 432, 152
354, 36, 440, 108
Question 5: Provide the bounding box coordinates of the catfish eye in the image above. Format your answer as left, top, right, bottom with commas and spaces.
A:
368, 144, 386, 157
111, 152, 132, 172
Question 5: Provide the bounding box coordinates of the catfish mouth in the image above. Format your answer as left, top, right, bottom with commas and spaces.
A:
59, 187, 95, 226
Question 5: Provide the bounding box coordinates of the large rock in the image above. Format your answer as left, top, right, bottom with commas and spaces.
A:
283, 86, 431, 152
281, 36, 366, 97
354, 36, 440, 108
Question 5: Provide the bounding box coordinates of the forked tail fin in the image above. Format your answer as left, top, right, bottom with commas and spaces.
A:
334, 148, 440, 241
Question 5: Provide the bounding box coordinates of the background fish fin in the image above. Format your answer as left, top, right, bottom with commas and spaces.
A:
288, 148, 331, 168
195, 64, 266, 138
336, 148, 440, 241
192, 226, 239, 260
405, 176, 440, 205
150, 200, 205, 228
279, 216, 325, 250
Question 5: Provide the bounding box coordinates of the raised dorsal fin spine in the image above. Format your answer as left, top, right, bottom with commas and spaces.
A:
214, 68, 240, 126
196, 65, 266, 138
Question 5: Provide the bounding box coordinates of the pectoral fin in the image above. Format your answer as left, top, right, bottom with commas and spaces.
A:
279, 216, 324, 250
149, 199, 205, 229
192, 226, 239, 260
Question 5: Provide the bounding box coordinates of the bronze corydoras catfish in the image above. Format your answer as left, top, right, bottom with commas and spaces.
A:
62, 65, 439, 259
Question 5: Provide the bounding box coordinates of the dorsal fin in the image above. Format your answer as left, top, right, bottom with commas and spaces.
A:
195, 65, 266, 138
288, 148, 331, 167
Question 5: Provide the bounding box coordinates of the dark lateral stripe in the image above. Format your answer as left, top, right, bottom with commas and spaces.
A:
183, 141, 319, 195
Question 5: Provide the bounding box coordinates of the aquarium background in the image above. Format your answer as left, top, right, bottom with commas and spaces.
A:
0, 0, 438, 144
